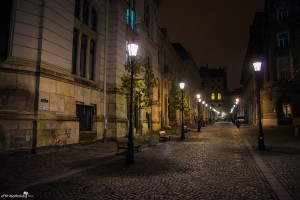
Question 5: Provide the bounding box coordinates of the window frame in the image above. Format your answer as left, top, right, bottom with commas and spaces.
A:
278, 31, 289, 48
76, 104, 95, 131
0, 0, 12, 59
72, 0, 98, 80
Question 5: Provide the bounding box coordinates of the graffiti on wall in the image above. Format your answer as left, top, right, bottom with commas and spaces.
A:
51, 129, 71, 146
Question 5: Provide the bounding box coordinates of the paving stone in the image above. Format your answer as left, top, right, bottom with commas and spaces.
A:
0, 122, 298, 199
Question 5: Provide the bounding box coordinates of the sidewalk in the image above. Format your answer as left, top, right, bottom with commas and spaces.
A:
0, 136, 154, 194
238, 124, 300, 199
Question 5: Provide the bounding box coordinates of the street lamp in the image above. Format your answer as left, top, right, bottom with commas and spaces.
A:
126, 42, 139, 164
235, 98, 240, 127
202, 101, 205, 127
196, 94, 201, 132
205, 104, 208, 124
209, 106, 212, 123
253, 61, 265, 151
180, 82, 185, 140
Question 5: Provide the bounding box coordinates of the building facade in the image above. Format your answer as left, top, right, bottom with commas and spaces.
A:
199, 66, 228, 121
241, 0, 300, 128
0, 0, 203, 152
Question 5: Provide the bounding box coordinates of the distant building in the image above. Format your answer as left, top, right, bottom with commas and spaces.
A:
199, 66, 228, 120
241, 0, 300, 127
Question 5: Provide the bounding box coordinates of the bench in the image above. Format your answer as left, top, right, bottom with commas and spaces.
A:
158, 131, 170, 142
115, 139, 141, 156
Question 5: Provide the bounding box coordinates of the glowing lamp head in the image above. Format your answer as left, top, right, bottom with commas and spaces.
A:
179, 82, 185, 89
196, 94, 201, 99
128, 43, 139, 57
253, 62, 262, 72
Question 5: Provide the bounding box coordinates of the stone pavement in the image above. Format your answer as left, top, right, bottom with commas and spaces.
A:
0, 122, 299, 199
238, 124, 300, 200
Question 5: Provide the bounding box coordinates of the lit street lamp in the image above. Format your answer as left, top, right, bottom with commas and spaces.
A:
253, 61, 265, 151
235, 98, 240, 127
180, 82, 185, 140
196, 94, 201, 132
126, 42, 139, 164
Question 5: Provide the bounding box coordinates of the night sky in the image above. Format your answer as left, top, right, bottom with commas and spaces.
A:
157, 0, 265, 90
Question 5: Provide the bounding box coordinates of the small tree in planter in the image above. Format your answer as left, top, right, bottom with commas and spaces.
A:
120, 58, 158, 135
168, 80, 191, 128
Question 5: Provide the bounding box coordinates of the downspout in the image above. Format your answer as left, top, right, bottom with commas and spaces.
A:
32, 0, 45, 153
102, 0, 109, 143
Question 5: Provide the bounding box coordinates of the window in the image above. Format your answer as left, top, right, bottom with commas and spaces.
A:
218, 93, 222, 100
0, 0, 12, 59
91, 9, 97, 31
74, 0, 80, 19
211, 93, 215, 100
72, 29, 78, 74
76, 104, 94, 131
83, 0, 89, 25
278, 56, 291, 80
126, 0, 135, 29
125, 40, 129, 64
72, 1, 97, 80
278, 32, 289, 48
80, 34, 87, 77
144, 2, 151, 35
277, 8, 288, 20
89, 40, 95, 80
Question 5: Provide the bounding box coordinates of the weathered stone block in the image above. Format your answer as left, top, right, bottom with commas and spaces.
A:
50, 94, 64, 112
64, 96, 76, 113
40, 77, 56, 93
57, 81, 74, 97
75, 86, 83, 102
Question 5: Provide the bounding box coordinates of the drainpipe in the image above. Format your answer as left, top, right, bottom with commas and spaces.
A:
32, 0, 45, 153
102, 0, 109, 143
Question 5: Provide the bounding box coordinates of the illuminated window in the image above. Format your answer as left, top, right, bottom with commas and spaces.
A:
125, 40, 129, 64
126, 0, 135, 29
218, 93, 222, 100
211, 93, 215, 100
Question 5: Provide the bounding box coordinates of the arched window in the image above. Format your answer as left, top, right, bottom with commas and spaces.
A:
211, 93, 215, 100
218, 93, 222, 100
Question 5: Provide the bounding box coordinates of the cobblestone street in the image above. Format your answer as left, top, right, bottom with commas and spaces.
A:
1, 122, 299, 199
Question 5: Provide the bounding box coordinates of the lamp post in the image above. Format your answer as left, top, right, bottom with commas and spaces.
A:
235, 98, 240, 127
180, 82, 185, 140
209, 106, 212, 123
202, 101, 205, 127
253, 61, 265, 151
196, 94, 201, 132
126, 42, 139, 164
205, 104, 208, 124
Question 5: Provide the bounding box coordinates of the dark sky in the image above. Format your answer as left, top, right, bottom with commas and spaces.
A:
157, 0, 265, 90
